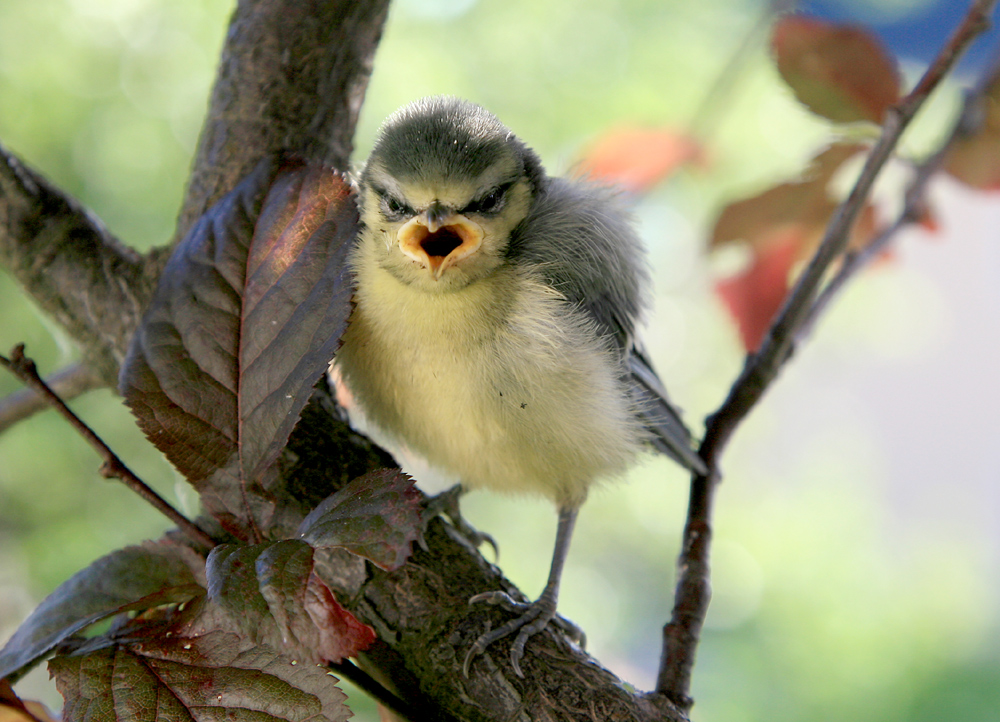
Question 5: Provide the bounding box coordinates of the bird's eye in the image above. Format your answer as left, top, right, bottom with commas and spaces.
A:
464, 186, 506, 215
382, 195, 411, 220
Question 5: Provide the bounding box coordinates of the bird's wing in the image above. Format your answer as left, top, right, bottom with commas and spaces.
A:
628, 345, 707, 474
507, 178, 706, 475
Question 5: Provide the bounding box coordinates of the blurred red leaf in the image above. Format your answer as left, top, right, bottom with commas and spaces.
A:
712, 144, 864, 251
716, 231, 801, 351
773, 16, 901, 124
917, 206, 940, 233
575, 128, 702, 192
944, 78, 1000, 190
711, 144, 882, 350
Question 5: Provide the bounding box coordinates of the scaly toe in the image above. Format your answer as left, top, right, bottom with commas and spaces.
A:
551, 615, 586, 648
468, 590, 531, 613
422, 484, 498, 556
463, 595, 555, 678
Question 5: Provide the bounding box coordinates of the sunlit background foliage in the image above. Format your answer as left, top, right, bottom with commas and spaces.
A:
1, 0, 999, 720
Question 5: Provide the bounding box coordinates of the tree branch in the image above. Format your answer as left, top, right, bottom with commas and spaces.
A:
0, 362, 102, 434
168, 0, 390, 256
800, 41, 1000, 337
0, 145, 157, 385
0, 345, 214, 550
655, 0, 999, 710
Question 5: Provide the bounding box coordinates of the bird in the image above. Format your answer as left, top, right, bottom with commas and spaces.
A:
331, 96, 707, 677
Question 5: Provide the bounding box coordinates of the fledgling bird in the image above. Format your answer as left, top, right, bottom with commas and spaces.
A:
333, 96, 706, 677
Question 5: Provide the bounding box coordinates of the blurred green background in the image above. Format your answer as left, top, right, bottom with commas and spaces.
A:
2, 0, 999, 720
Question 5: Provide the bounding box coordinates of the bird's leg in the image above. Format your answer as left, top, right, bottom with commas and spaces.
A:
422, 483, 498, 556
463, 505, 585, 678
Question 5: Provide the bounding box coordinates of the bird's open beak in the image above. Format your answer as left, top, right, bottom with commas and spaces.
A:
397, 211, 484, 280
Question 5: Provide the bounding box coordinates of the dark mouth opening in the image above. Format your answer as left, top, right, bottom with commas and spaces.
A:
421, 228, 463, 258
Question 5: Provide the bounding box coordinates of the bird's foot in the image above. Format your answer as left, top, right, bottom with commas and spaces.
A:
421, 484, 498, 557
462, 591, 585, 678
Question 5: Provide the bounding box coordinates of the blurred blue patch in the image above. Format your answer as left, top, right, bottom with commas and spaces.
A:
799, 0, 1000, 75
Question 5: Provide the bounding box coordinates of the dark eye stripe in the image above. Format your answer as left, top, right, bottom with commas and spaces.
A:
462, 181, 514, 215
373, 186, 414, 220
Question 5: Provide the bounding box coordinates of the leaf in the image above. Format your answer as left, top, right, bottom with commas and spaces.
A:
49, 631, 351, 722
772, 16, 901, 124
711, 144, 864, 251
574, 128, 702, 193
254, 541, 322, 651
944, 77, 1000, 190
0, 542, 205, 682
206, 541, 375, 663
0, 680, 56, 722
710, 144, 880, 350
715, 231, 801, 352
119, 159, 357, 493
205, 544, 275, 642
301, 575, 376, 664
298, 469, 422, 571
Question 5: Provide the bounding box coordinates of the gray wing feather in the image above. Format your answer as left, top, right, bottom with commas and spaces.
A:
507, 178, 706, 475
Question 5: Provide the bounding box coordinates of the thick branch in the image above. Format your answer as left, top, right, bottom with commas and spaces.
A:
0, 146, 156, 384
169, 0, 390, 254
656, 0, 999, 709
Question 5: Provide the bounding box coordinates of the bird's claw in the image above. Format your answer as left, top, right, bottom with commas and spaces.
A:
463, 590, 584, 678
467, 590, 529, 612
422, 485, 499, 557
463, 600, 552, 678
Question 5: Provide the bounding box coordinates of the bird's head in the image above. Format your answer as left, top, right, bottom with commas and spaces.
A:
357, 97, 545, 292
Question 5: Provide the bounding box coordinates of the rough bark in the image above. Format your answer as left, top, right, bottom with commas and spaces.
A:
170, 0, 391, 254
0, 146, 154, 385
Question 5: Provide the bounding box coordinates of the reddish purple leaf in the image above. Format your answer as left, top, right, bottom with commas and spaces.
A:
303, 574, 376, 663
206, 540, 375, 664
0, 541, 205, 683
772, 16, 901, 124
119, 159, 357, 496
944, 75, 1000, 190
50, 631, 351, 722
206, 544, 275, 643
298, 470, 422, 571
574, 128, 703, 193
710, 144, 883, 351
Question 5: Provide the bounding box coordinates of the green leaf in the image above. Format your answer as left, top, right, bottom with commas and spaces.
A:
0, 542, 205, 682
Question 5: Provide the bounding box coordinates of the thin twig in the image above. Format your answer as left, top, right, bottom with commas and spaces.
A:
656, 0, 998, 710
0, 344, 215, 551
0, 362, 103, 434
800, 42, 1000, 338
